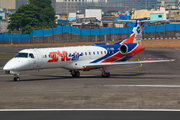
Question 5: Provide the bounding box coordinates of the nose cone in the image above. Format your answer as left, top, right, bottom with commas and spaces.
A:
3, 59, 14, 71
3, 58, 26, 71
3, 63, 11, 71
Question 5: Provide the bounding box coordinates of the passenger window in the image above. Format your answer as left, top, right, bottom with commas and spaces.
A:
89, 52, 91, 55
49, 55, 50, 58
108, 51, 110, 54
69, 53, 71, 57
81, 52, 83, 56
29, 53, 34, 58
77, 53, 79, 56
112, 51, 114, 53
85, 52, 87, 55
45, 55, 47, 58
104, 51, 106, 54
93, 52, 95, 55
101, 51, 103, 54
97, 51, 99, 54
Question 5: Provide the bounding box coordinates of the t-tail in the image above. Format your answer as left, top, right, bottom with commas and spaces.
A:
116, 19, 169, 45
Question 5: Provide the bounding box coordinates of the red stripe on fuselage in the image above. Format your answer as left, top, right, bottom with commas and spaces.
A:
126, 44, 145, 56
101, 52, 124, 63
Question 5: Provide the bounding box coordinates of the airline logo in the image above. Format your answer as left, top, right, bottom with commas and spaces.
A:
137, 26, 140, 34
71, 52, 82, 61
48, 50, 81, 63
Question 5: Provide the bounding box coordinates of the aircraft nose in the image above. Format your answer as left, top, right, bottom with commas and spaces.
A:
3, 58, 22, 71
3, 63, 11, 71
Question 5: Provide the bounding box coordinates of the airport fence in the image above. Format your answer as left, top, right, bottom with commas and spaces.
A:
1, 24, 180, 44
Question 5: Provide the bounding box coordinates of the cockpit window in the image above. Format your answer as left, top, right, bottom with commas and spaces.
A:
29, 53, 34, 58
14, 53, 28, 58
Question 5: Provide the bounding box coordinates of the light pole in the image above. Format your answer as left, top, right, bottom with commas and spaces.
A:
167, 5, 171, 19
7, 0, 8, 13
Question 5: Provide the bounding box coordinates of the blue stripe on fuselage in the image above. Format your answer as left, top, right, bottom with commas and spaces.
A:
125, 43, 138, 53
91, 44, 120, 63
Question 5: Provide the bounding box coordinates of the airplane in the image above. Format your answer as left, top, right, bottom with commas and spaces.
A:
3, 19, 175, 81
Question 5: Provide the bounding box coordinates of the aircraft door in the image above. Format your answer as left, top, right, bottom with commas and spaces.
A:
28, 53, 36, 68
33, 50, 43, 67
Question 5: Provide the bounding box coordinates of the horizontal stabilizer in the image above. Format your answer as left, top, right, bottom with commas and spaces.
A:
118, 20, 169, 23
83, 59, 175, 68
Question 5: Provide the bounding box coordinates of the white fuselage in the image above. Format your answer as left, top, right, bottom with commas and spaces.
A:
3, 46, 108, 72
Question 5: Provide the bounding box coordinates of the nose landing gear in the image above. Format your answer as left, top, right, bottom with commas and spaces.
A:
14, 74, 20, 81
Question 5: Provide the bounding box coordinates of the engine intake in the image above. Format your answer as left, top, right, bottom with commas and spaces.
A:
119, 44, 128, 55
119, 43, 145, 56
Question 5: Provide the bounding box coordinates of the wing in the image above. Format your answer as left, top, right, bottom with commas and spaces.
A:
83, 59, 175, 68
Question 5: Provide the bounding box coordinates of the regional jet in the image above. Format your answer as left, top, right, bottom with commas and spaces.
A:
3, 20, 174, 81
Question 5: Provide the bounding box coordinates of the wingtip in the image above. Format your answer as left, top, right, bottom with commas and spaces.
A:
170, 59, 176, 62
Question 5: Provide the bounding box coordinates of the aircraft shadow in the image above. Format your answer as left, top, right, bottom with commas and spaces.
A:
6, 73, 144, 82
6, 73, 170, 82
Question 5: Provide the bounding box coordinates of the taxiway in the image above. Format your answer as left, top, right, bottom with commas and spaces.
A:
0, 47, 179, 109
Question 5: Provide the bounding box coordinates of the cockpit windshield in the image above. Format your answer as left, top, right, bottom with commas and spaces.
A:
14, 53, 28, 58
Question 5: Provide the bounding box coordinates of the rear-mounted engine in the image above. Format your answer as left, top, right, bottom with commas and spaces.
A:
119, 43, 145, 56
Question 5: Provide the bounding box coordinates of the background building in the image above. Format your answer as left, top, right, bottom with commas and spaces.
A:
56, 0, 128, 14
171, 9, 180, 19
16, 0, 28, 9
157, 0, 179, 8
151, 7, 169, 20
0, 0, 16, 9
119, 0, 157, 10
15, 0, 56, 10
0, 0, 16, 13
131, 9, 155, 19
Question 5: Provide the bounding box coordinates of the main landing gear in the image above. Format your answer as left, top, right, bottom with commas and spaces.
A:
14, 74, 20, 81
71, 70, 80, 78
100, 67, 110, 78
102, 72, 110, 78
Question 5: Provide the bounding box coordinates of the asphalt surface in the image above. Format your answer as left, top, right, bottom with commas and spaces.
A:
0, 110, 180, 120
1, 47, 180, 119
0, 47, 180, 110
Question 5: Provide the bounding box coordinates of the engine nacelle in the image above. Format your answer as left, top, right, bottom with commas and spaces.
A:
119, 43, 145, 56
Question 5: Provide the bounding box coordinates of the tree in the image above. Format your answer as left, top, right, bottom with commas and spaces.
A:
8, 0, 57, 34
8, 4, 40, 34
28, 0, 57, 29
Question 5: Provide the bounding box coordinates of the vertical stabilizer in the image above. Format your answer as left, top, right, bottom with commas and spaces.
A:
119, 20, 144, 44
131, 21, 144, 44
116, 20, 168, 45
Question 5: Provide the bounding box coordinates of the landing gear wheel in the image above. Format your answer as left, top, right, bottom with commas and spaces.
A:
14, 77, 17, 81
16, 77, 20, 81
14, 77, 20, 81
76, 71, 80, 77
102, 72, 110, 78
14, 74, 20, 82
71, 71, 80, 78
